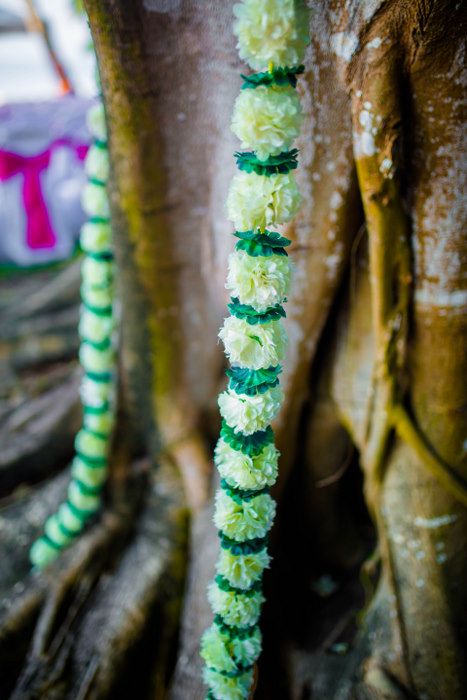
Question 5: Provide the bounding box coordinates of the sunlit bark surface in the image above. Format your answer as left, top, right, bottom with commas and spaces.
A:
0, 1, 465, 698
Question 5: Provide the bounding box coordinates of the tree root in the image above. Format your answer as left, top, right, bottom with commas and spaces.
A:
3, 462, 187, 699
391, 404, 467, 507
168, 498, 218, 700
0, 370, 81, 496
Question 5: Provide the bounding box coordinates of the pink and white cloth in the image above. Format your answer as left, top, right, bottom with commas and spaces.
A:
0, 96, 92, 266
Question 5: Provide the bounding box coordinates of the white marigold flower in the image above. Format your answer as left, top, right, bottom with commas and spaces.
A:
58, 502, 83, 534
227, 171, 301, 231
229, 624, 262, 667
203, 667, 254, 700
44, 513, 73, 547
80, 221, 112, 254
227, 249, 291, 311
215, 439, 279, 490
208, 580, 265, 627
218, 385, 283, 435
81, 257, 113, 288
232, 85, 303, 160
68, 481, 100, 512
233, 0, 309, 71
75, 429, 107, 459
87, 102, 107, 141
79, 343, 114, 374
200, 625, 237, 674
82, 181, 109, 219
217, 547, 270, 589
72, 457, 107, 488
80, 375, 112, 408
83, 410, 114, 436
85, 144, 110, 183
214, 489, 276, 540
201, 624, 262, 672
81, 283, 113, 309
219, 315, 287, 369
79, 307, 113, 345
30, 538, 60, 569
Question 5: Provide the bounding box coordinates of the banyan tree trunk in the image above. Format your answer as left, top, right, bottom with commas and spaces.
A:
0, 1, 465, 699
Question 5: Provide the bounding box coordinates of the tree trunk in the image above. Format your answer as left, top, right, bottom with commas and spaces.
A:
0, 1, 465, 698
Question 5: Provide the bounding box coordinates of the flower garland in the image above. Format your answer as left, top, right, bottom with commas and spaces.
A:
201, 1, 308, 698
30, 100, 115, 569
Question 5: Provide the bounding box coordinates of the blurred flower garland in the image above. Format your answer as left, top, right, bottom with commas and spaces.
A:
30, 100, 115, 568
201, 1, 308, 698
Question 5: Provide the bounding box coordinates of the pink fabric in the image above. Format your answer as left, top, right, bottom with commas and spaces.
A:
0, 139, 88, 250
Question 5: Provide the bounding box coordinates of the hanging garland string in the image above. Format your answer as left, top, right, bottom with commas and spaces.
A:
201, 1, 308, 698
30, 100, 116, 569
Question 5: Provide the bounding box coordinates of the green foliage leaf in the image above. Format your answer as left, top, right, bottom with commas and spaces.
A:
234, 229, 291, 256
215, 574, 263, 596
220, 479, 270, 504
214, 615, 259, 641
220, 421, 274, 457
241, 65, 305, 90
234, 230, 291, 247
228, 298, 286, 325
235, 239, 287, 257
219, 532, 268, 555
234, 149, 298, 176
227, 365, 281, 396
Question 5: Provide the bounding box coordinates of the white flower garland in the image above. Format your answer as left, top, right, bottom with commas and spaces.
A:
215, 439, 279, 491
233, 0, 309, 71
201, 2, 308, 697
232, 85, 303, 160
226, 249, 291, 311
218, 385, 283, 435
227, 170, 301, 232
30, 101, 116, 569
219, 316, 288, 370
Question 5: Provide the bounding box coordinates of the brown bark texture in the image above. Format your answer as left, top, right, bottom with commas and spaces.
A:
0, 1, 466, 699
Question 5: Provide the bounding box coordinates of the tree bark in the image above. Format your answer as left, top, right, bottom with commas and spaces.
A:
0, 1, 465, 698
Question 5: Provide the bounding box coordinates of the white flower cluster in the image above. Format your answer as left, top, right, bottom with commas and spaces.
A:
227, 249, 291, 311
86, 101, 107, 142
219, 316, 287, 369
80, 342, 113, 374
218, 385, 283, 435
208, 580, 265, 627
85, 144, 110, 183
79, 308, 113, 345
203, 667, 253, 700
217, 546, 271, 590
80, 374, 112, 408
215, 439, 279, 490
30, 99, 115, 571
75, 429, 107, 459
68, 480, 100, 512
80, 221, 112, 255
232, 85, 303, 160
81, 257, 113, 288
72, 455, 107, 488
214, 489, 276, 541
227, 170, 300, 231
81, 282, 113, 311
233, 0, 309, 71
202, 623, 262, 675
81, 408, 113, 436
82, 181, 110, 219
